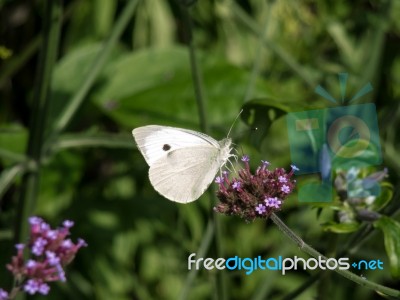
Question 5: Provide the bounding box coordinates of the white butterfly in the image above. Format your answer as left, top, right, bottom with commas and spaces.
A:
132, 125, 233, 203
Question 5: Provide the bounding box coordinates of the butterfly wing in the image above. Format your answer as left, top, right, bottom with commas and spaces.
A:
132, 125, 232, 203
148, 146, 223, 203
132, 125, 219, 166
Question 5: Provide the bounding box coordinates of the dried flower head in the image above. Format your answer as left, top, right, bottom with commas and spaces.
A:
214, 156, 297, 221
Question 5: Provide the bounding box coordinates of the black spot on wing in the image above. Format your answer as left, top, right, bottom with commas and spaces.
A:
163, 144, 171, 151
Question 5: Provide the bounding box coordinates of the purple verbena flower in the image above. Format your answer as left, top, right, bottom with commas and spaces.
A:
24, 279, 39, 295
61, 239, 73, 249
278, 176, 287, 183
5, 216, 87, 298
38, 283, 50, 295
265, 197, 282, 209
232, 181, 241, 191
26, 259, 38, 269
214, 156, 296, 221
29, 216, 43, 225
241, 155, 250, 162
32, 237, 48, 256
56, 264, 66, 282
63, 220, 74, 228
255, 204, 266, 214
46, 230, 58, 240
15, 243, 25, 250
215, 176, 223, 184
261, 160, 270, 166
281, 185, 290, 194
46, 251, 60, 266
0, 289, 8, 300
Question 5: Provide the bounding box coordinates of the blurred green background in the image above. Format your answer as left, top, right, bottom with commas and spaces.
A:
1, 0, 400, 299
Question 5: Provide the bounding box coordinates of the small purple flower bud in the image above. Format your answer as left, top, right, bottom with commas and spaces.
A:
61, 239, 73, 249
281, 185, 290, 194
38, 283, 50, 295
56, 264, 66, 282
232, 181, 241, 191
24, 279, 39, 295
46, 230, 58, 240
215, 176, 223, 184
261, 160, 270, 166
63, 220, 74, 228
15, 243, 25, 250
32, 237, 48, 256
29, 216, 43, 225
46, 251, 60, 266
40, 222, 50, 232
291, 165, 300, 171
265, 197, 282, 209
77, 238, 88, 247
278, 176, 287, 183
255, 204, 266, 214
26, 259, 38, 269
241, 155, 250, 162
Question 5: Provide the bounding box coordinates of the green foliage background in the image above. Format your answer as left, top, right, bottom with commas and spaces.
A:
1, 0, 400, 299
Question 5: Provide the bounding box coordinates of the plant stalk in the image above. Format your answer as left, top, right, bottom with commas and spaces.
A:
270, 213, 400, 298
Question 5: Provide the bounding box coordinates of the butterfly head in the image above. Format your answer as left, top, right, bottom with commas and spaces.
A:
219, 138, 236, 166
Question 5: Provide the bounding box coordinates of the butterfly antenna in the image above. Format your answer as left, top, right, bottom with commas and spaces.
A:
227, 109, 243, 138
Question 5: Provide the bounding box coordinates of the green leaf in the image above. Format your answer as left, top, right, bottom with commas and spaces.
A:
0, 125, 28, 165
374, 216, 400, 278
92, 46, 269, 130
133, 0, 175, 48
321, 221, 361, 233
370, 182, 393, 212
50, 43, 119, 127
52, 132, 134, 152
0, 163, 26, 199
94, 0, 117, 38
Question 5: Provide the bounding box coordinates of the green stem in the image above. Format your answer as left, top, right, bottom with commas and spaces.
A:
270, 213, 400, 298
179, 220, 214, 300
243, 2, 271, 102
231, 2, 316, 89
14, 0, 62, 244
180, 4, 226, 299
180, 5, 209, 134
50, 0, 139, 138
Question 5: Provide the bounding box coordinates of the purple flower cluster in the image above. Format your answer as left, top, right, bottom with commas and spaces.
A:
1, 217, 87, 298
0, 289, 8, 300
214, 156, 297, 221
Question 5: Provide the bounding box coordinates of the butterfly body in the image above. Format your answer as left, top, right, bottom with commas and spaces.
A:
132, 125, 233, 203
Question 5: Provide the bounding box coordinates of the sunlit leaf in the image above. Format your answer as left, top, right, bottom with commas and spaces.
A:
321, 221, 361, 233
370, 182, 393, 212
374, 216, 400, 278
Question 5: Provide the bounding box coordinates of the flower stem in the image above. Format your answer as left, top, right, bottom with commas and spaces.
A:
14, 0, 62, 246
180, 4, 225, 299
270, 213, 400, 298
180, 4, 209, 134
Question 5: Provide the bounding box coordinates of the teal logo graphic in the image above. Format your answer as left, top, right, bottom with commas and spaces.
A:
286, 73, 382, 202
